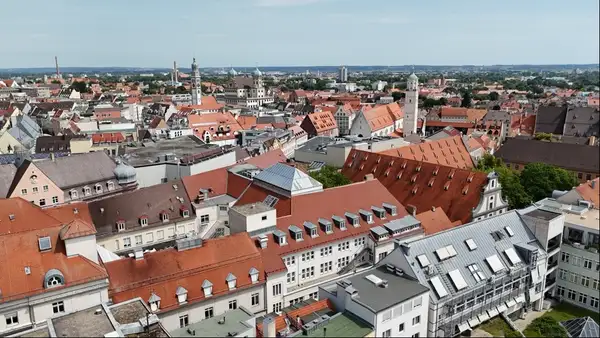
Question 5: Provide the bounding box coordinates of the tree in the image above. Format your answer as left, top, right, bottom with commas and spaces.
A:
70, 81, 88, 93
523, 316, 567, 338
488, 92, 500, 101
461, 92, 472, 108
520, 163, 579, 202
309, 166, 351, 189
476, 154, 531, 209
492, 105, 501, 110
534, 132, 552, 141
391, 91, 405, 102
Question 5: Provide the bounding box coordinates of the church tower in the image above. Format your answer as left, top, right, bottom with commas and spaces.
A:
191, 58, 202, 105
403, 73, 419, 136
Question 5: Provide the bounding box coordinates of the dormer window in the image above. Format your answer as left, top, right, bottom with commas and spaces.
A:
148, 293, 161, 312
139, 216, 148, 227
176, 286, 188, 304
332, 216, 346, 230
273, 230, 287, 246
83, 186, 91, 196
359, 209, 374, 224
94, 184, 103, 193
180, 207, 190, 218
202, 280, 213, 297
249, 267, 259, 284
345, 212, 360, 227
117, 220, 126, 232
319, 218, 333, 234
70, 190, 78, 199
226, 273, 237, 290
107, 181, 115, 191
44, 269, 65, 289
160, 212, 169, 222
289, 225, 303, 241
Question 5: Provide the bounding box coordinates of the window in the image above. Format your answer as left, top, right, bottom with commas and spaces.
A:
146, 232, 154, 242
593, 279, 599, 290
205, 307, 214, 319
179, 315, 189, 328
39, 198, 46, 206
320, 261, 333, 274
157, 230, 164, 240
178, 225, 185, 234
70, 190, 78, 199
412, 334, 420, 338
337, 241, 350, 251
561, 252, 570, 263
200, 214, 210, 224
382, 310, 392, 322
287, 272, 296, 283
273, 283, 282, 296
285, 256, 295, 266
572, 256, 582, 266
557, 286, 565, 297
579, 293, 587, 304
261, 215, 267, 221
338, 256, 350, 268
412, 315, 420, 325
399, 323, 404, 332
382, 329, 392, 338
569, 273, 579, 284
107, 181, 115, 191
413, 296, 422, 308
309, 292, 318, 300
228, 300, 237, 310
581, 276, 590, 288
5, 313, 18, 326
95, 184, 103, 193
33, 187, 39, 194
43, 185, 48, 192
559, 269, 568, 280
135, 235, 142, 245
219, 206, 228, 211
567, 289, 576, 301
21, 188, 27, 195
251, 293, 260, 306
301, 251, 315, 261
354, 237, 366, 246
52, 301, 65, 314
591, 297, 599, 309
52, 196, 59, 204
273, 302, 282, 313
161, 212, 169, 222
301, 267, 315, 280
583, 259, 593, 269
84, 186, 91, 196
123, 237, 131, 248
320, 246, 332, 256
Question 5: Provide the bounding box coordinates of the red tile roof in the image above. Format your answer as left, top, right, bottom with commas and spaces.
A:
425, 120, 476, 128
256, 299, 335, 336
243, 180, 410, 274
362, 102, 403, 132
91, 132, 125, 144
439, 107, 487, 122
304, 111, 338, 133
415, 207, 461, 235
188, 112, 242, 141
342, 149, 489, 224
0, 198, 107, 304
176, 96, 224, 112
377, 135, 474, 169
105, 232, 265, 312
244, 149, 287, 168
575, 178, 600, 208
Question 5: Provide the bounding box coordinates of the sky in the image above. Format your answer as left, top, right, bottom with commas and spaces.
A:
3, 0, 599, 68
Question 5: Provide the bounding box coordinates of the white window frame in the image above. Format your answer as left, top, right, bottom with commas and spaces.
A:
52, 301, 65, 314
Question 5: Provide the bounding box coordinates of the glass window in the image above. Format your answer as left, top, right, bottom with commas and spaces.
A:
52, 301, 65, 314
179, 315, 189, 328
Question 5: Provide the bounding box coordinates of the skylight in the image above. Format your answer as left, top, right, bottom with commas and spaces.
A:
468, 264, 485, 282
504, 226, 515, 237
430, 276, 448, 298
504, 248, 522, 266
435, 247, 450, 261
38, 237, 52, 251
446, 245, 457, 257
263, 195, 279, 208
417, 255, 430, 268
465, 238, 477, 251
485, 254, 505, 274
448, 269, 468, 291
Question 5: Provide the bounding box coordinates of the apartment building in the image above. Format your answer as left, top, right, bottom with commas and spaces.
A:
104, 233, 267, 333
383, 208, 561, 337
0, 199, 109, 336
230, 163, 427, 316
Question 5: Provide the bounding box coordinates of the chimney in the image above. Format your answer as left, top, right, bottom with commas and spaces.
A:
262, 316, 276, 338
50, 152, 55, 162
134, 249, 144, 261
589, 136, 596, 146
407, 204, 417, 216
364, 173, 374, 181
431, 206, 436, 212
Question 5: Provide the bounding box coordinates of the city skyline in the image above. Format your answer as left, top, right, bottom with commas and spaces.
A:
3, 0, 600, 68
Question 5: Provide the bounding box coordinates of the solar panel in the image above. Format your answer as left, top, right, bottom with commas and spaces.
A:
429, 276, 448, 298
435, 247, 450, 261
417, 255, 430, 268
446, 245, 457, 257
485, 254, 505, 273
38, 237, 52, 251
448, 269, 468, 290
505, 226, 515, 237
465, 238, 477, 251
263, 195, 279, 208
504, 248, 522, 266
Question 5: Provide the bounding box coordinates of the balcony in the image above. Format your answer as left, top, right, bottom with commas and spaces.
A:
547, 240, 561, 254
547, 260, 559, 270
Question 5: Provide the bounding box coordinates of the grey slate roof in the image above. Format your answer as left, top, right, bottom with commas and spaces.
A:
535, 106, 567, 134
8, 115, 42, 149
385, 210, 545, 302
343, 265, 430, 312
0, 163, 17, 198
34, 152, 118, 188
564, 107, 599, 137
495, 138, 600, 173
560, 317, 600, 338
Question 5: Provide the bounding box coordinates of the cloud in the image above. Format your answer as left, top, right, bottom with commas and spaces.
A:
254, 0, 324, 7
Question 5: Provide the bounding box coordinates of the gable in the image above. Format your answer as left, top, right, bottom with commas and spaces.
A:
7, 161, 63, 201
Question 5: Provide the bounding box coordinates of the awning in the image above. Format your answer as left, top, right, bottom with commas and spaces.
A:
487, 308, 499, 317
478, 313, 490, 322
497, 304, 508, 313
506, 299, 517, 307
458, 322, 471, 333
468, 318, 481, 327
515, 295, 525, 303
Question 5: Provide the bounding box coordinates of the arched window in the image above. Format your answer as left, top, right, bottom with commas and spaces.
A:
44, 269, 65, 288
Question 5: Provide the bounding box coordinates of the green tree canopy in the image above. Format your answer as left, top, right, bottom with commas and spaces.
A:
488, 92, 500, 101
523, 316, 567, 338
461, 92, 472, 108
520, 163, 579, 202
391, 91, 405, 102
70, 81, 88, 93
475, 154, 531, 209
309, 166, 351, 189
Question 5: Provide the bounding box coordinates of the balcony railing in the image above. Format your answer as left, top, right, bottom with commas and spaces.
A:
547, 241, 561, 253
548, 260, 559, 269
545, 278, 556, 288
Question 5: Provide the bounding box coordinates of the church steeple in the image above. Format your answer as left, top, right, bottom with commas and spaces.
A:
190, 57, 202, 105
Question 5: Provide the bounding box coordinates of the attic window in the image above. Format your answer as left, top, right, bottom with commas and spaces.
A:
70, 190, 78, 199
161, 212, 169, 222
372, 206, 386, 219
38, 237, 52, 251
44, 269, 65, 289
401, 161, 407, 169
107, 181, 115, 191
462, 186, 469, 195
139, 216, 148, 226
94, 184, 103, 193
148, 293, 161, 312
448, 170, 455, 179
273, 230, 287, 245
359, 209, 374, 224
180, 207, 190, 218
226, 273, 237, 290
202, 280, 213, 297
249, 267, 259, 284
428, 178, 435, 187
176, 287, 188, 304
415, 164, 422, 172
444, 182, 450, 191
382, 203, 397, 216
345, 212, 360, 227
467, 174, 474, 183
318, 218, 333, 233
411, 174, 419, 183
412, 186, 419, 195
332, 216, 346, 230
433, 166, 439, 176
116, 220, 126, 232
83, 186, 91, 196
304, 222, 318, 238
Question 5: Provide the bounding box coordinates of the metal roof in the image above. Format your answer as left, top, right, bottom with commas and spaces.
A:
253, 163, 323, 195
560, 317, 600, 338
384, 210, 546, 303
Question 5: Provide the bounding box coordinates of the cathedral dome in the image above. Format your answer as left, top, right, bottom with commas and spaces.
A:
408, 73, 418, 81
114, 160, 137, 185
253, 68, 262, 77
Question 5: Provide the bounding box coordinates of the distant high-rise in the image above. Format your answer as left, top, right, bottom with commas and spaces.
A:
173, 61, 178, 82
190, 58, 202, 105
403, 73, 419, 136
55, 56, 62, 79
338, 66, 348, 82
